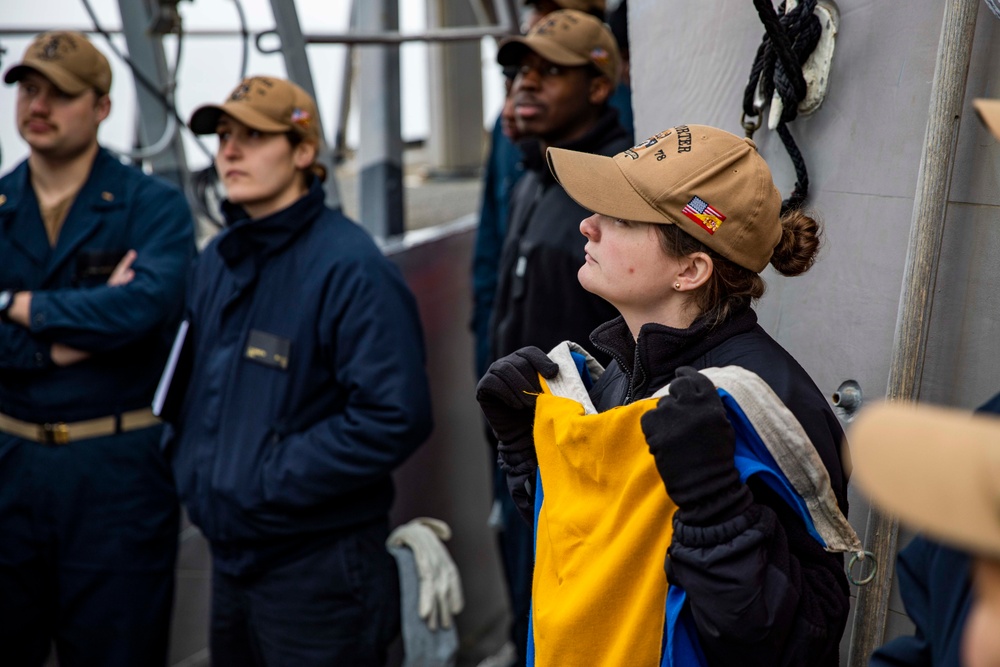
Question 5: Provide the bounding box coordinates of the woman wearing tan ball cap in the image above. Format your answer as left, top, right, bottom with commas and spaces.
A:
166, 77, 433, 666
477, 125, 855, 665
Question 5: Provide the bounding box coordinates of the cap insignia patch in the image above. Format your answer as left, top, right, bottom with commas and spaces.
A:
39, 34, 76, 61
230, 77, 274, 101
630, 129, 672, 152
291, 108, 311, 127
590, 47, 609, 67
229, 81, 252, 101
682, 196, 726, 235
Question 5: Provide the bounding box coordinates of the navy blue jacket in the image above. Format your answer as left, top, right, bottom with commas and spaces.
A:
471, 115, 524, 378
166, 180, 433, 575
589, 310, 850, 667
608, 82, 635, 143
0, 148, 193, 422
869, 538, 972, 667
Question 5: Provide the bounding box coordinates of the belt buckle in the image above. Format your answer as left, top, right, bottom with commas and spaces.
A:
39, 422, 70, 445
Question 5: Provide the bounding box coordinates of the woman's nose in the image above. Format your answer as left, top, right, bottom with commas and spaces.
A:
220, 138, 240, 159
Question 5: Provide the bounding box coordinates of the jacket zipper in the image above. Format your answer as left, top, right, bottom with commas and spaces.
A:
592, 335, 640, 405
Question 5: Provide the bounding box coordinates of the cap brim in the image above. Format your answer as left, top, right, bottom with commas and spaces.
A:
849, 402, 1000, 559
974, 99, 1000, 142
497, 36, 590, 69
4, 63, 90, 96
189, 102, 289, 135
547, 147, 675, 225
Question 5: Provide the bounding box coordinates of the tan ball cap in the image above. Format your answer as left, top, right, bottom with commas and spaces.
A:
4, 31, 112, 96
849, 402, 1000, 560
547, 125, 782, 273
189, 76, 321, 144
497, 9, 620, 86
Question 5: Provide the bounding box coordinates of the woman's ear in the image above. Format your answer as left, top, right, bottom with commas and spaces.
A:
95, 93, 111, 124
675, 252, 714, 291
293, 141, 318, 171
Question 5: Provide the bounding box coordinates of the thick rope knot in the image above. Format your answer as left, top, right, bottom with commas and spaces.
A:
743, 0, 822, 213
743, 0, 820, 122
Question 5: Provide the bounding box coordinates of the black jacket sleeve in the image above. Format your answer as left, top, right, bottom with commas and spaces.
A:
667, 479, 850, 667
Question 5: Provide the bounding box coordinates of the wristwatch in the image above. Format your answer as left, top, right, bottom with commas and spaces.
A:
0, 290, 15, 323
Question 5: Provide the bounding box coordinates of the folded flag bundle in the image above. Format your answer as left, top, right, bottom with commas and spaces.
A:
526, 342, 862, 667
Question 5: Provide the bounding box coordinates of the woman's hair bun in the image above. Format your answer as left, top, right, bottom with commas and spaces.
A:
770, 209, 821, 277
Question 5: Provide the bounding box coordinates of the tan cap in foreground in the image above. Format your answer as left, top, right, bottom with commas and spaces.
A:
849, 402, 1000, 559
497, 10, 620, 86
974, 99, 1000, 142
547, 125, 782, 272
4, 31, 112, 96
189, 76, 321, 144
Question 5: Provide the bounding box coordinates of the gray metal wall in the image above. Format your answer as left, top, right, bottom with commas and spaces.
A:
386, 220, 512, 663
628, 0, 1000, 658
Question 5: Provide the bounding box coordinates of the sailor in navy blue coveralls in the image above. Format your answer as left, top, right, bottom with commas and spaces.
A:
0, 31, 194, 667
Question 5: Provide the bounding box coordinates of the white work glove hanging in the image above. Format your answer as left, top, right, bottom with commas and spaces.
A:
386, 517, 465, 631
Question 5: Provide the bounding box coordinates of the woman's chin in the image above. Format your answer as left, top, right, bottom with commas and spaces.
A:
577, 268, 604, 300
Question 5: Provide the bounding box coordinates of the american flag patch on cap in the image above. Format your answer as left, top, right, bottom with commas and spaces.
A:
682, 196, 726, 235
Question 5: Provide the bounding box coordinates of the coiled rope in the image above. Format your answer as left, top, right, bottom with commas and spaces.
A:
742, 0, 821, 214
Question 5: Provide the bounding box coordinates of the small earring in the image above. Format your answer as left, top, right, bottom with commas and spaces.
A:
674, 282, 681, 290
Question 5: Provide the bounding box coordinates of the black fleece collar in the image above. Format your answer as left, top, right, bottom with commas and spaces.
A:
590, 307, 759, 400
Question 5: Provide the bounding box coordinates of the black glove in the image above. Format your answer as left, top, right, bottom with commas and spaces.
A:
640, 366, 752, 526
477, 347, 559, 522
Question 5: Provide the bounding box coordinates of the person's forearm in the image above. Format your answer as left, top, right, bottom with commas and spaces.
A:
7, 291, 31, 328
669, 484, 849, 667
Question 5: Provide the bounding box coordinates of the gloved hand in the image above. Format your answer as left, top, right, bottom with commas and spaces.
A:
640, 366, 752, 526
386, 517, 465, 631
476, 347, 559, 522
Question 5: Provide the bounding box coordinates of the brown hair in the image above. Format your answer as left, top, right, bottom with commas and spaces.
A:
655, 208, 822, 327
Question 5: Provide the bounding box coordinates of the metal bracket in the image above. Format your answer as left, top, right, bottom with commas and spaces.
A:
741, 112, 763, 139
832, 380, 862, 422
